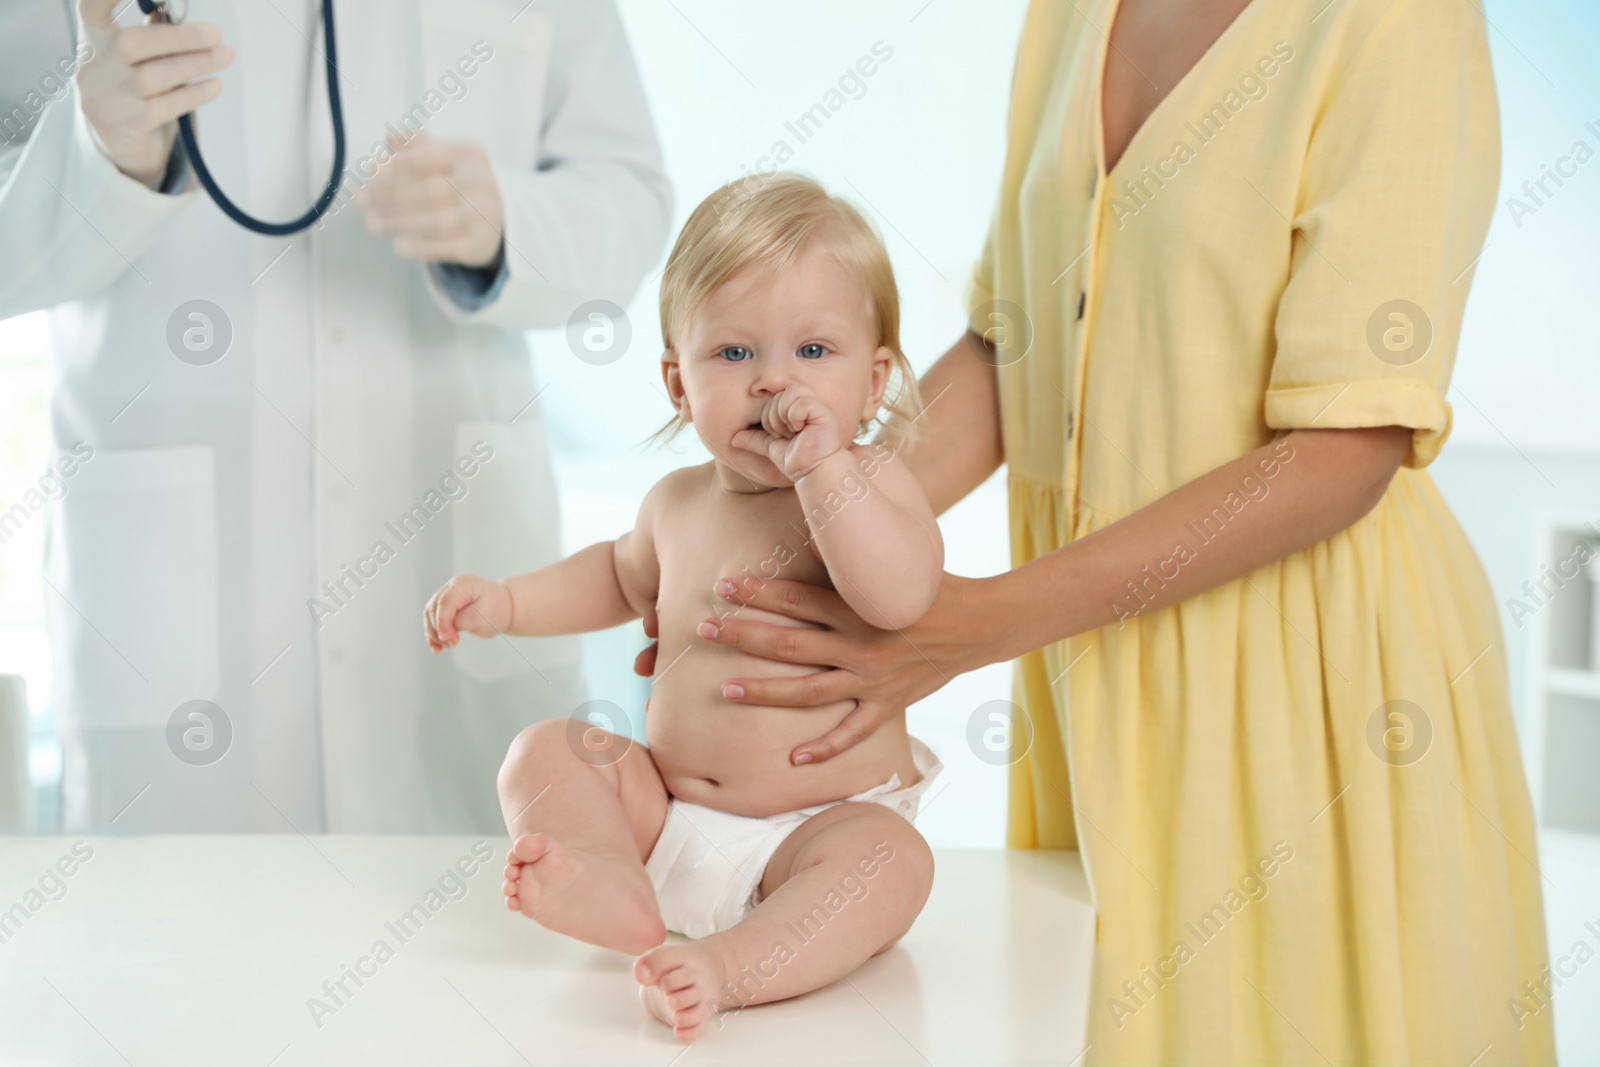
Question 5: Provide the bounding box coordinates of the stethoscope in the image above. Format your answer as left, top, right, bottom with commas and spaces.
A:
135, 0, 347, 236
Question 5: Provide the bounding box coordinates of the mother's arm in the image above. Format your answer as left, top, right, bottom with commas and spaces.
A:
698, 329, 1412, 765
901, 329, 1006, 518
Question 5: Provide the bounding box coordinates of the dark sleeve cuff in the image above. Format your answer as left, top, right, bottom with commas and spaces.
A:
158, 135, 190, 195
430, 242, 510, 312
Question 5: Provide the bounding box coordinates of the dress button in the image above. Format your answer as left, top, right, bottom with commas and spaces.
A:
1076, 291, 1086, 320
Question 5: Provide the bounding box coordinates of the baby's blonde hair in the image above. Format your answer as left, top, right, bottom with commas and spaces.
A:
644, 172, 925, 454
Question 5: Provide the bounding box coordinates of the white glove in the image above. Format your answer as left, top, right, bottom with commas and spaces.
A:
74, 0, 234, 190
354, 131, 507, 269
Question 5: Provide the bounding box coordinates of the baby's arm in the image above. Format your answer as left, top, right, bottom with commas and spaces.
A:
794, 442, 943, 631
423, 473, 666, 649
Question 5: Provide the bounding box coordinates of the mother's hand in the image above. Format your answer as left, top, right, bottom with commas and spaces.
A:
694, 572, 995, 765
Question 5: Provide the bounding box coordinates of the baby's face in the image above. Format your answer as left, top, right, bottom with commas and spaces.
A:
664, 240, 891, 491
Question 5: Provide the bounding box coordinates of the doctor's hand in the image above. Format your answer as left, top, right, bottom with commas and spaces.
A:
76, 0, 234, 191
424, 574, 514, 653
355, 131, 506, 269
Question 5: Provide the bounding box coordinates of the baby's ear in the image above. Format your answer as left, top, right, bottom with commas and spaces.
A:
864, 345, 894, 413
660, 350, 692, 419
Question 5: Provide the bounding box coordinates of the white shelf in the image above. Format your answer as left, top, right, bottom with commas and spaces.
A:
1550, 667, 1600, 702
1527, 507, 1600, 834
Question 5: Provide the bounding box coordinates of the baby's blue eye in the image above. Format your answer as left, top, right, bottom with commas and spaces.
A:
798, 343, 827, 360
719, 346, 752, 362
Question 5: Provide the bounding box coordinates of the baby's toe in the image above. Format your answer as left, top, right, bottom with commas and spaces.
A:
510, 832, 552, 864
660, 969, 697, 996
665, 985, 702, 1011
638, 978, 675, 1029
672, 1002, 711, 1040
635, 943, 691, 981
502, 874, 523, 907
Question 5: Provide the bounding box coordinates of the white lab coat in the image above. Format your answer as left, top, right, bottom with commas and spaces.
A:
0, 0, 671, 832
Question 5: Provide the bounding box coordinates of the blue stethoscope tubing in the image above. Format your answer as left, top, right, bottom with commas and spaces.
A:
134, 0, 347, 236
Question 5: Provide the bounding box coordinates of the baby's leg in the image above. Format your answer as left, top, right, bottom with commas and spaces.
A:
634, 801, 934, 1040
497, 719, 670, 955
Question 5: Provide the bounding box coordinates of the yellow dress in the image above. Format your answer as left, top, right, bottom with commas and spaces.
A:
970, 0, 1558, 1062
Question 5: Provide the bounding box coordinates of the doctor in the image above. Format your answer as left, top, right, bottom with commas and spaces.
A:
0, 0, 671, 832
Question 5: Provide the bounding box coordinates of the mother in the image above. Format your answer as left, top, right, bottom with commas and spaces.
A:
645, 0, 1556, 1060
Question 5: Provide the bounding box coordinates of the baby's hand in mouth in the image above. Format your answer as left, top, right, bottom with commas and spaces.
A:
733, 385, 840, 481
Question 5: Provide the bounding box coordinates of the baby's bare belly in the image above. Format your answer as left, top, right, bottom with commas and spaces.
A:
644, 617, 918, 817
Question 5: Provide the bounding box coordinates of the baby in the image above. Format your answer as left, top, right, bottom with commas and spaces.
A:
422, 173, 945, 1041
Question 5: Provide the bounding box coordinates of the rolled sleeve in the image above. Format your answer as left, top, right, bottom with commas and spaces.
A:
1262, 0, 1499, 469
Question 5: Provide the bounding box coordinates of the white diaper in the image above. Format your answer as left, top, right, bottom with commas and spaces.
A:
643, 735, 943, 940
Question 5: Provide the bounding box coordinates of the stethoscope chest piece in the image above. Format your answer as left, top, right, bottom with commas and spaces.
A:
141, 0, 188, 23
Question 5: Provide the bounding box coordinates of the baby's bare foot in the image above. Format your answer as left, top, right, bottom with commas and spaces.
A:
501, 833, 666, 955
634, 939, 733, 1041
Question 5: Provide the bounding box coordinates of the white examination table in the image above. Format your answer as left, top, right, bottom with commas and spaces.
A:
0, 837, 1093, 1065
